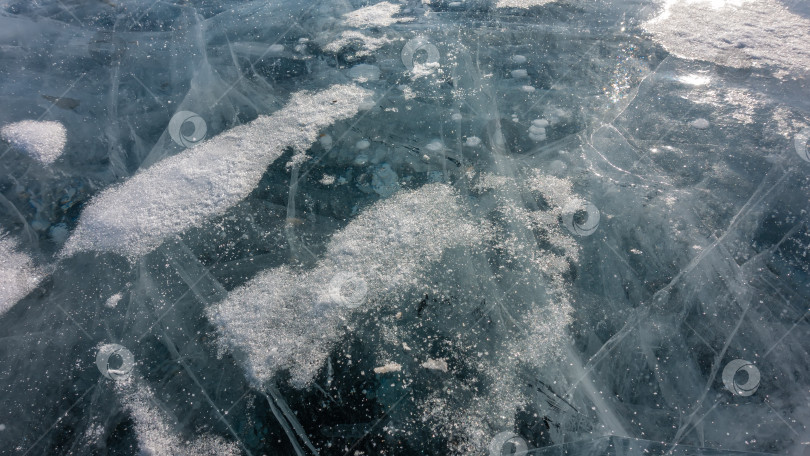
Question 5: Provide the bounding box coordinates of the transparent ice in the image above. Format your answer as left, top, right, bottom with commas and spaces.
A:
0, 0, 809, 455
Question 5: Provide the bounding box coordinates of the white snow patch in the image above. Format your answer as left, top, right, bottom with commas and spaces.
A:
1, 120, 66, 164
61, 84, 372, 260
343, 2, 410, 28
116, 378, 240, 456
0, 235, 44, 315
644, 0, 810, 75
208, 184, 489, 387
324, 31, 393, 57
496, 0, 557, 8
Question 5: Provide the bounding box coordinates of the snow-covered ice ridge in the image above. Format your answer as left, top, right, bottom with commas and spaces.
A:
61, 84, 372, 260
209, 183, 489, 387
1, 120, 66, 165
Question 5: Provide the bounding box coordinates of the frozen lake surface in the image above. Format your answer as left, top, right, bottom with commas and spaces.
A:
0, 0, 808, 455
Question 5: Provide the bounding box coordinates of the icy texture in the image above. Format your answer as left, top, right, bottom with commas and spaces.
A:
1, 0, 810, 455
1, 120, 66, 164
342, 2, 408, 28
61, 84, 372, 259
0, 235, 44, 315
209, 184, 489, 387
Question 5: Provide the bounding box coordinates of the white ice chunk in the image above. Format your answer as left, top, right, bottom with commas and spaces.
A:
1, 120, 66, 165
0, 235, 45, 315
61, 84, 373, 260
355, 139, 371, 150
208, 184, 489, 387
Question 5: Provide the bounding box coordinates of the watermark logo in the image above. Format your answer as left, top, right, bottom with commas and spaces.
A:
327, 272, 368, 309
722, 359, 760, 397
489, 431, 528, 456
168, 111, 207, 148
562, 200, 600, 237
96, 344, 135, 380
795, 127, 810, 162
401, 37, 440, 71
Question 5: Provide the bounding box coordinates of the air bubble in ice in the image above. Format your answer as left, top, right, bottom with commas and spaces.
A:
348, 64, 381, 82
511, 69, 528, 78
465, 136, 482, 147
690, 118, 710, 129
425, 139, 445, 152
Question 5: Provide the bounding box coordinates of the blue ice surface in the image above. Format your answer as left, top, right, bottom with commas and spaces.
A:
0, 0, 809, 455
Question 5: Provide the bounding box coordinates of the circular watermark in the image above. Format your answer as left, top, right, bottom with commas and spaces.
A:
489, 431, 528, 456
562, 200, 600, 237
168, 111, 207, 148
326, 272, 368, 309
795, 127, 810, 162
721, 359, 760, 397
401, 37, 440, 71
96, 344, 135, 380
